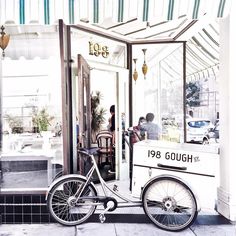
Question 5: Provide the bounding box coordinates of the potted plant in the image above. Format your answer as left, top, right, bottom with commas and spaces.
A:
91, 91, 106, 143
32, 108, 54, 134
5, 114, 23, 134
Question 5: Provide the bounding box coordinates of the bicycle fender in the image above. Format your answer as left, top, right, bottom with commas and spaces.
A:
45, 174, 96, 200
141, 174, 201, 212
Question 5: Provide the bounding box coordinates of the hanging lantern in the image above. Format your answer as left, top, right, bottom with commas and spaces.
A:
133, 58, 138, 83
0, 25, 10, 58
142, 49, 148, 79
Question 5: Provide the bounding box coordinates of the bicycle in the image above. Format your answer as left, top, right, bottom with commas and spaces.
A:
46, 149, 199, 232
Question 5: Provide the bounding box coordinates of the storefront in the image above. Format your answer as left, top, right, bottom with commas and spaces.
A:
0, 20, 187, 223
0, 0, 235, 224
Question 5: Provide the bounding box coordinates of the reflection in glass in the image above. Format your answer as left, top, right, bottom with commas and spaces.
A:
1, 26, 63, 190
160, 46, 184, 142
132, 43, 184, 143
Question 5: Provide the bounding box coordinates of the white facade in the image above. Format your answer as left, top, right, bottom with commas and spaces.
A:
217, 0, 236, 221
0, 0, 235, 222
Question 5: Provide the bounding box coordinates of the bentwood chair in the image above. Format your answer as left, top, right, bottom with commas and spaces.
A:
96, 131, 114, 169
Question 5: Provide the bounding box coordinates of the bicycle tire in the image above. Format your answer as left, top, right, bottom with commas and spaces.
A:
142, 176, 198, 232
47, 176, 97, 226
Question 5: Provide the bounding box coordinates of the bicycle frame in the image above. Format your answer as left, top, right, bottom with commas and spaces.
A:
47, 149, 199, 231
75, 150, 142, 208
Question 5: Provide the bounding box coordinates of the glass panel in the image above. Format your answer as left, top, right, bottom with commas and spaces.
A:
70, 27, 127, 68
91, 69, 116, 133
160, 45, 184, 143
0, 25, 63, 190
69, 26, 127, 180
90, 69, 116, 180
132, 43, 184, 143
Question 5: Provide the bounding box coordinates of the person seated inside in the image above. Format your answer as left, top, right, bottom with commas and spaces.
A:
141, 113, 161, 140
130, 116, 146, 143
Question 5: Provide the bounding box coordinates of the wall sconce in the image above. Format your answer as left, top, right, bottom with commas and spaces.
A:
133, 58, 138, 83
0, 25, 10, 58
142, 49, 148, 79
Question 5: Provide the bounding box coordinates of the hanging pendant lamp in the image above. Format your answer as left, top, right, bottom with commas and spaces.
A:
133, 58, 138, 83
0, 25, 10, 58
142, 49, 148, 79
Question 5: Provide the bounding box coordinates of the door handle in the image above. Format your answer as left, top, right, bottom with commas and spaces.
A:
157, 163, 187, 171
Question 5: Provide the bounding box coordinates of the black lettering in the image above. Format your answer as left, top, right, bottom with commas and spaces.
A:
187, 155, 193, 163
164, 152, 193, 163
171, 153, 175, 160
176, 153, 181, 161
165, 152, 170, 160
156, 151, 161, 159
182, 154, 186, 162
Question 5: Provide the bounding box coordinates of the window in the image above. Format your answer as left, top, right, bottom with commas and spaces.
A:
0, 26, 63, 191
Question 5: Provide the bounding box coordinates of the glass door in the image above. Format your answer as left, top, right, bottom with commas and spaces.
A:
71, 55, 91, 174
77, 55, 91, 149
116, 69, 130, 180
89, 61, 129, 180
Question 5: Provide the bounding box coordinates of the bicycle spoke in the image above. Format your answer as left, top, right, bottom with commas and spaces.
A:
143, 177, 197, 231
47, 177, 97, 226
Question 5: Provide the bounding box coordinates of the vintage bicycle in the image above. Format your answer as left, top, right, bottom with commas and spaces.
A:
46, 148, 199, 232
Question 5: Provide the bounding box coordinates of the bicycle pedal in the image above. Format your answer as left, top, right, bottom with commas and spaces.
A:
99, 214, 106, 223
113, 184, 118, 191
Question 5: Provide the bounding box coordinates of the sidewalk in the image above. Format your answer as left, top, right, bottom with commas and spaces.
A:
1, 181, 235, 235
0, 221, 235, 236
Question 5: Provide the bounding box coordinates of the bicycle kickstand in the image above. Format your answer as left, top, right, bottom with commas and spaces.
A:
99, 202, 113, 223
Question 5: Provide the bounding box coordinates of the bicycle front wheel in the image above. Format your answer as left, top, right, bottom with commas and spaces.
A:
142, 176, 198, 232
47, 176, 97, 226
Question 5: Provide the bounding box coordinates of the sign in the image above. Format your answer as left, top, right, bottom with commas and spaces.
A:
89, 41, 109, 58
147, 149, 200, 163
133, 140, 219, 176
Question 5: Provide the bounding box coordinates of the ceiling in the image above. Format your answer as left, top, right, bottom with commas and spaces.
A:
1, 0, 228, 81
3, 18, 220, 82
70, 0, 230, 42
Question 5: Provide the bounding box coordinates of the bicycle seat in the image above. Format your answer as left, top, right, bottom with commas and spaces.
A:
78, 147, 99, 156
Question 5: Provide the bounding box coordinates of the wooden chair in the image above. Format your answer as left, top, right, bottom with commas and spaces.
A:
96, 131, 114, 168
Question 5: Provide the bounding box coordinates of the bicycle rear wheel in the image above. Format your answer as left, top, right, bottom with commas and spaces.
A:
142, 176, 198, 232
47, 176, 97, 226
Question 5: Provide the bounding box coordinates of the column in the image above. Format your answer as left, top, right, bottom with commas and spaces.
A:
217, 0, 236, 221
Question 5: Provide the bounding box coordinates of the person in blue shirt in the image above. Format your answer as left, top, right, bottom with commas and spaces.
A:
141, 113, 161, 140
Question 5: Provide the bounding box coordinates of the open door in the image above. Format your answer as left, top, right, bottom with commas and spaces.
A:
59, 20, 73, 174
116, 69, 130, 180
71, 57, 129, 180
77, 55, 91, 149
71, 55, 92, 175
89, 61, 130, 181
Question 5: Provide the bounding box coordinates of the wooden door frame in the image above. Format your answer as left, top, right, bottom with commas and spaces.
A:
59, 19, 73, 174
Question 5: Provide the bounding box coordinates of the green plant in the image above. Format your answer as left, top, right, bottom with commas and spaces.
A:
91, 91, 106, 143
32, 108, 54, 132
186, 81, 201, 107
5, 114, 23, 133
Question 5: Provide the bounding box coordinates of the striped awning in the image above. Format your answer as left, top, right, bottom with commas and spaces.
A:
0, 0, 231, 41
90, 0, 231, 23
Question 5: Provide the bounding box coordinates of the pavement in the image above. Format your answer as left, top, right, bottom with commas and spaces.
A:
1, 180, 236, 235
0, 221, 235, 236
